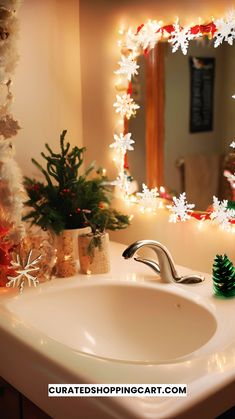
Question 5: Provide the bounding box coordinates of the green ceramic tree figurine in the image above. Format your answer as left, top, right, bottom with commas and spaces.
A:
212, 254, 235, 297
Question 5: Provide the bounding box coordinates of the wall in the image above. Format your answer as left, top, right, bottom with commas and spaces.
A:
165, 42, 224, 196
221, 44, 235, 146
12, 0, 83, 177
110, 198, 235, 274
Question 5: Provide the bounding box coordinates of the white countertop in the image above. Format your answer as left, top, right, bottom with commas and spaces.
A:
0, 241, 235, 419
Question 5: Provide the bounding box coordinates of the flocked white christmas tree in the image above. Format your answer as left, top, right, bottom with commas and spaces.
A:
0, 2, 26, 289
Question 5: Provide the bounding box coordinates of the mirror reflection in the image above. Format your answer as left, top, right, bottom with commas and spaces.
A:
128, 39, 235, 210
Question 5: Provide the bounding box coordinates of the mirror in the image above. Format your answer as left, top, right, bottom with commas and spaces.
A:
127, 39, 235, 210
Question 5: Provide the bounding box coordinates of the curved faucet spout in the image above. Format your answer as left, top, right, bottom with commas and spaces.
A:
122, 240, 204, 284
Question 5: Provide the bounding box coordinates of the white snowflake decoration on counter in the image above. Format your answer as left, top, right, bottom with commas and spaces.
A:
167, 192, 195, 222
210, 197, 235, 231
6, 250, 42, 294
115, 55, 139, 81
113, 93, 140, 119
214, 11, 235, 47
136, 184, 159, 212
137, 20, 161, 50
110, 132, 135, 153
169, 23, 195, 55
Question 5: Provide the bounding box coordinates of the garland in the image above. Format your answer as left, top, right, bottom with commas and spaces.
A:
111, 10, 235, 232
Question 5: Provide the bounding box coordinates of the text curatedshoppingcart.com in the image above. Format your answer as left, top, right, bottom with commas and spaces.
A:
48, 384, 187, 397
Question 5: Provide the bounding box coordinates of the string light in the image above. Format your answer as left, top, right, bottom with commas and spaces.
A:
111, 11, 235, 231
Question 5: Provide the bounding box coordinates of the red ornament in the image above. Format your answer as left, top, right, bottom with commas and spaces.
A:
190, 211, 211, 221
136, 24, 144, 34
190, 22, 217, 37
98, 202, 108, 209
160, 24, 175, 35
33, 184, 40, 192
127, 82, 132, 95
0, 248, 11, 266
0, 226, 9, 237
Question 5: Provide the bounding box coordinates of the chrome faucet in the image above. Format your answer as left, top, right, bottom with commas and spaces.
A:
122, 240, 204, 284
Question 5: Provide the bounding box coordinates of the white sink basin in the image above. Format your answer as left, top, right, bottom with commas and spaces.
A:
1, 241, 235, 419
7, 282, 217, 364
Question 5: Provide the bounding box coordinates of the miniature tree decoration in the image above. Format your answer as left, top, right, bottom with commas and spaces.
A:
212, 254, 235, 297
23, 130, 130, 237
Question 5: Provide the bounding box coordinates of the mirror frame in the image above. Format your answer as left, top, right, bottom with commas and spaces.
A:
110, 12, 235, 232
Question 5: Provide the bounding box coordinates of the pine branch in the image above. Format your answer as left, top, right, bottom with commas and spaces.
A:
31, 158, 53, 187
24, 130, 130, 235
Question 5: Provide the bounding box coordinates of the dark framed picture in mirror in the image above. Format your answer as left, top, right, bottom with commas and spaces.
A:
190, 56, 215, 133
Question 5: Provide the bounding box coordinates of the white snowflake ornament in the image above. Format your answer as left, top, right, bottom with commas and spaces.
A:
224, 170, 235, 188
169, 23, 195, 55
125, 28, 139, 51
137, 20, 161, 50
167, 192, 195, 222
113, 93, 140, 119
136, 184, 159, 212
214, 11, 235, 47
210, 196, 235, 231
6, 250, 42, 294
115, 55, 139, 81
230, 141, 235, 148
110, 132, 135, 153
112, 174, 133, 196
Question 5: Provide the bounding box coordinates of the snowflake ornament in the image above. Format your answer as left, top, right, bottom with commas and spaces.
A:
224, 170, 235, 188
137, 20, 161, 50
210, 196, 235, 231
125, 28, 139, 51
6, 250, 42, 294
214, 11, 235, 47
110, 132, 135, 153
115, 55, 139, 81
112, 174, 132, 195
230, 141, 235, 148
136, 183, 159, 212
167, 192, 195, 222
169, 23, 195, 55
113, 93, 140, 119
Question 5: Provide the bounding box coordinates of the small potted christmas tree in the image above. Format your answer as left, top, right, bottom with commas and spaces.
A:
23, 130, 130, 277
78, 206, 129, 274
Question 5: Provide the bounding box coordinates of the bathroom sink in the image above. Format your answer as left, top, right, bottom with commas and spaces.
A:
6, 281, 217, 364
1, 241, 235, 419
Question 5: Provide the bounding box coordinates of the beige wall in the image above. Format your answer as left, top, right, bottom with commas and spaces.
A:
12, 0, 83, 177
